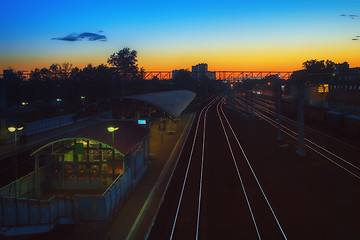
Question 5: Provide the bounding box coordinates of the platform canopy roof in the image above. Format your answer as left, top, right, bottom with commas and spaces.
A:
73, 90, 196, 120
31, 120, 149, 157
123, 90, 196, 119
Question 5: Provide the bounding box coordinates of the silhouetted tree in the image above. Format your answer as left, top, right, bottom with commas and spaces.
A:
40, 68, 51, 81
301, 59, 336, 84
302, 59, 336, 73
107, 47, 146, 96
59, 62, 73, 81
324, 60, 336, 73
30, 68, 42, 81
107, 47, 140, 80
49, 63, 61, 80
139, 67, 146, 80
81, 64, 96, 82
95, 64, 113, 82
3, 68, 24, 103
70, 67, 80, 80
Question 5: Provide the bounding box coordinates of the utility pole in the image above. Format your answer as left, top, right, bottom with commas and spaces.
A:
245, 80, 249, 114
122, 78, 125, 97
8, 126, 23, 197
107, 126, 118, 180
276, 78, 282, 141
296, 77, 306, 156
250, 81, 254, 117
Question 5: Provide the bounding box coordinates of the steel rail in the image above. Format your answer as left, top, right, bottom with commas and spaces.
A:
234, 97, 360, 180
170, 98, 217, 240
220, 99, 288, 239
216, 99, 262, 239
241, 97, 360, 172
250, 96, 360, 152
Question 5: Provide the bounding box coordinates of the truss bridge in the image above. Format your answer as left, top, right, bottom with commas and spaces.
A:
144, 71, 292, 81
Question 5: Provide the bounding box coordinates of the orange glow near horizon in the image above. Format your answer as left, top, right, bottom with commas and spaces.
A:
1, 46, 360, 74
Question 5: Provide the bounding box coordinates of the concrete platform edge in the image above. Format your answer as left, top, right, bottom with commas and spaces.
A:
125, 112, 196, 240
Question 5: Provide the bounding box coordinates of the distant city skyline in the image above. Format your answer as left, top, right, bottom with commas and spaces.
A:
1, 0, 360, 73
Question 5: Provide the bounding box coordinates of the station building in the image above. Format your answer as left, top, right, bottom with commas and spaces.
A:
31, 120, 149, 196
0, 90, 196, 236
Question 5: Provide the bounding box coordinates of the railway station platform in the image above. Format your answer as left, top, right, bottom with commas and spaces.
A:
17, 111, 196, 240
0, 114, 196, 238
1, 90, 197, 238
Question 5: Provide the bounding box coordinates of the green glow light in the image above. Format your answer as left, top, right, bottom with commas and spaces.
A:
107, 126, 119, 132
8, 127, 16, 132
7, 126, 23, 132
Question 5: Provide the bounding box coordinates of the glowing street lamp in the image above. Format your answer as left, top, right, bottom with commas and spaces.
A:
80, 96, 86, 105
7, 125, 23, 143
107, 126, 119, 133
107, 126, 119, 180
8, 125, 24, 197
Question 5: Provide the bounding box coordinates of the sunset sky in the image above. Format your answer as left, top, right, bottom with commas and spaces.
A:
1, 0, 359, 73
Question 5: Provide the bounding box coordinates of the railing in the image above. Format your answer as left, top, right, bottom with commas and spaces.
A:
0, 145, 148, 235
5, 114, 74, 144
0, 168, 45, 198
0, 168, 135, 235
25, 114, 74, 136
0, 167, 73, 235
0, 195, 74, 236
74, 170, 132, 230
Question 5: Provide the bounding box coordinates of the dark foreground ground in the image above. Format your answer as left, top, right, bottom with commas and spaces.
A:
149, 99, 360, 240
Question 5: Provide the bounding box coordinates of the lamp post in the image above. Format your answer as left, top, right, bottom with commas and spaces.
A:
8, 125, 23, 197
276, 77, 282, 141
107, 126, 119, 181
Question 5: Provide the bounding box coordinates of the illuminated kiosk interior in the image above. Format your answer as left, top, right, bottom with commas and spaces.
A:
33, 138, 123, 195
30, 121, 149, 197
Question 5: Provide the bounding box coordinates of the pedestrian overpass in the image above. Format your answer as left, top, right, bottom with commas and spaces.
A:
144, 71, 292, 81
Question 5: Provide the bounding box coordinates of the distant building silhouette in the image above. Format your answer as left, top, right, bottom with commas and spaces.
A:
329, 62, 360, 105
172, 69, 186, 80
192, 63, 208, 74
288, 63, 360, 107
191, 63, 216, 81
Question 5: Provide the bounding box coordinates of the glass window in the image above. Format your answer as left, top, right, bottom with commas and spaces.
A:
91, 165, 99, 179
65, 165, 74, 179
78, 165, 87, 179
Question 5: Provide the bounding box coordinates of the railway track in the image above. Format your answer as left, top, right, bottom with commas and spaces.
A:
148, 98, 216, 239
233, 95, 360, 181
149, 97, 287, 239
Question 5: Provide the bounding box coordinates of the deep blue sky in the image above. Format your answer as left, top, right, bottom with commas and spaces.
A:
1, 0, 359, 72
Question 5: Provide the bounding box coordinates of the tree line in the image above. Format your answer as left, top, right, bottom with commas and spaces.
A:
1, 47, 219, 118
